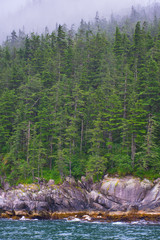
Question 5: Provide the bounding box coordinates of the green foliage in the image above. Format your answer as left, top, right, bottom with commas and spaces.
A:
134, 168, 160, 180
135, 116, 160, 171
1, 10, 160, 184
114, 27, 123, 57
111, 154, 133, 176
87, 155, 108, 179
42, 168, 61, 184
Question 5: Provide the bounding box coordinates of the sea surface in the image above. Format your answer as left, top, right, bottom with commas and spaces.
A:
0, 219, 160, 240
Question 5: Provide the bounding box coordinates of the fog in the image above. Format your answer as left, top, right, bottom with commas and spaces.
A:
0, 0, 158, 42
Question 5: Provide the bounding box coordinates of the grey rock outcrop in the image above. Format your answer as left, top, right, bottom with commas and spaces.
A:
99, 176, 154, 211
0, 176, 160, 217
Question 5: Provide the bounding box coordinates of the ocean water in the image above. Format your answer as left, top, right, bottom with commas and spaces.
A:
0, 219, 160, 240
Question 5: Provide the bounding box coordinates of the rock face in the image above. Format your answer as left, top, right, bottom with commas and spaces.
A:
0, 176, 160, 219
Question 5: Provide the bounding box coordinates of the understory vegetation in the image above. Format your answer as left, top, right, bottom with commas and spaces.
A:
1, 4, 160, 184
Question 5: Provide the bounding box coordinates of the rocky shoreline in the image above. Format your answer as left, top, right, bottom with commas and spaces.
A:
1, 176, 160, 222
1, 210, 160, 222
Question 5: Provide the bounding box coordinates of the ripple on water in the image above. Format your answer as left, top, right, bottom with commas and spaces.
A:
1, 219, 160, 240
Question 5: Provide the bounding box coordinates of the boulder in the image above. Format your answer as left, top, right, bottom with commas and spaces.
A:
65, 177, 76, 186
101, 176, 153, 206
81, 176, 93, 192
140, 181, 160, 210
3, 182, 10, 191
47, 179, 55, 186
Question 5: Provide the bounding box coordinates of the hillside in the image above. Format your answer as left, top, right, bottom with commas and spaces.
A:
0, 3, 160, 185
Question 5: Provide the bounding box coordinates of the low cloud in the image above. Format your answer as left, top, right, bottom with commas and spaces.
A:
0, 0, 157, 43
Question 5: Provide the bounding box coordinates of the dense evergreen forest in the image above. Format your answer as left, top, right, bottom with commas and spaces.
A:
1, 3, 160, 184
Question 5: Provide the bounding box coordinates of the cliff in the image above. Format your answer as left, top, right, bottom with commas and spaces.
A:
1, 176, 160, 221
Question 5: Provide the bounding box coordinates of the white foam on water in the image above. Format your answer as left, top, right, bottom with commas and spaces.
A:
19, 216, 38, 221
112, 222, 126, 225
58, 232, 72, 236
67, 217, 81, 222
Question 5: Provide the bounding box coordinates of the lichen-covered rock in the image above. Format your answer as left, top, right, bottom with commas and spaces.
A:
100, 176, 153, 208
80, 176, 93, 192
47, 179, 55, 186
0, 176, 160, 219
65, 177, 76, 186
140, 179, 160, 210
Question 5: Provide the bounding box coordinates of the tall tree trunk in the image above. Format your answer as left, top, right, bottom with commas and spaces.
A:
38, 153, 40, 184
73, 97, 77, 154
80, 119, 84, 153
147, 114, 152, 155
27, 120, 31, 164
32, 169, 34, 182
108, 131, 113, 152
69, 161, 72, 177
123, 72, 127, 146
69, 142, 72, 177
55, 53, 61, 112
50, 137, 53, 170
134, 58, 138, 91
131, 133, 136, 167
58, 137, 64, 179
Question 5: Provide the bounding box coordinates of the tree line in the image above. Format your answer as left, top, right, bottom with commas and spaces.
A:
1, 7, 160, 184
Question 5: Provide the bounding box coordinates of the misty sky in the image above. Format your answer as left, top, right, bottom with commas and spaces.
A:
0, 0, 159, 43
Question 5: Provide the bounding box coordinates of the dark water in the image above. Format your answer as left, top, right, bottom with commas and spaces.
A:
0, 219, 160, 240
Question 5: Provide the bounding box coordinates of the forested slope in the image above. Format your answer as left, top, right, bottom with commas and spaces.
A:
1, 4, 160, 184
